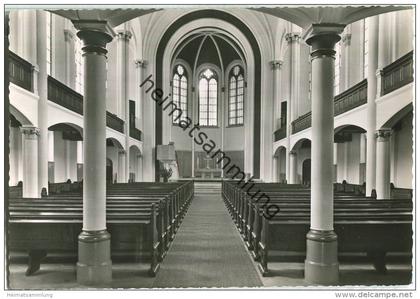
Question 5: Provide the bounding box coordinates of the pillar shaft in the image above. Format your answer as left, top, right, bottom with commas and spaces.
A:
271, 60, 283, 130
117, 150, 126, 183
36, 10, 49, 196
342, 33, 351, 89
135, 60, 146, 129
136, 154, 143, 182
116, 30, 131, 182
286, 32, 301, 121
376, 129, 392, 199
289, 151, 297, 184
304, 24, 344, 285
21, 126, 39, 198
272, 156, 279, 183
64, 29, 75, 88
74, 21, 113, 285
365, 16, 379, 196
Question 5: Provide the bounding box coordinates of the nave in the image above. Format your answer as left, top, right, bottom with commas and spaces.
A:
7, 182, 411, 289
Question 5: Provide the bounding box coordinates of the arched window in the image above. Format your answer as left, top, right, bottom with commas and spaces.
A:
172, 65, 188, 124
228, 65, 244, 126
199, 68, 218, 126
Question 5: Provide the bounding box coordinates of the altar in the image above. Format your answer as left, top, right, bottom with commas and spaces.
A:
196, 168, 222, 179
195, 154, 222, 178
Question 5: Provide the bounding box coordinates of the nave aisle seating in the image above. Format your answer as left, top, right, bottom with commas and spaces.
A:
8, 181, 194, 277
222, 180, 413, 277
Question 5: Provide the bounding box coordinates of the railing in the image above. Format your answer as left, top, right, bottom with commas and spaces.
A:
106, 111, 124, 133
291, 80, 369, 134
48, 76, 124, 134
274, 126, 286, 141
9, 51, 33, 92
130, 127, 143, 141
48, 76, 83, 114
381, 51, 413, 96
334, 79, 367, 116
291, 111, 311, 134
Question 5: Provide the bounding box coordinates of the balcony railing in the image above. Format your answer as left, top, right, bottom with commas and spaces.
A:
291, 80, 369, 134
274, 126, 286, 142
9, 51, 33, 92
334, 79, 367, 116
381, 51, 413, 96
130, 127, 143, 141
106, 111, 124, 133
47, 76, 124, 134
48, 76, 83, 114
291, 111, 312, 134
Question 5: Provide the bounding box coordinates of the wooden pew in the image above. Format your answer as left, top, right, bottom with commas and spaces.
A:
257, 212, 412, 276
9, 203, 161, 277
8, 181, 194, 277
221, 180, 413, 276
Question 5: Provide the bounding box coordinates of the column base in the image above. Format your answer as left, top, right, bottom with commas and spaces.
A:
304, 229, 339, 285
77, 230, 112, 286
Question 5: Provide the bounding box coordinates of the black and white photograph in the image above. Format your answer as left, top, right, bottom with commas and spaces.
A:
1, 1, 417, 297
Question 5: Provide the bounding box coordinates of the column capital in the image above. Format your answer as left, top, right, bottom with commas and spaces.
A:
375, 128, 392, 141
270, 60, 283, 70
289, 150, 297, 156
304, 24, 346, 59
116, 30, 132, 41
64, 29, 75, 42
73, 20, 114, 56
285, 32, 301, 43
135, 59, 148, 68
341, 33, 352, 46
137, 154, 142, 158
20, 126, 40, 139
118, 149, 126, 155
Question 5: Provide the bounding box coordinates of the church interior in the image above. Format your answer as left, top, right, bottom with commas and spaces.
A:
5, 5, 415, 289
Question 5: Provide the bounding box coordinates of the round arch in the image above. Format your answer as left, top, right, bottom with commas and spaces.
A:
156, 9, 262, 180
9, 104, 33, 126
291, 137, 312, 152
379, 103, 413, 130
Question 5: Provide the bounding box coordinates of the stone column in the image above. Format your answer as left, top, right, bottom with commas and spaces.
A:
271, 60, 283, 129
342, 33, 351, 89
73, 20, 113, 285
36, 10, 49, 196
343, 142, 349, 182
359, 134, 367, 184
22, 10, 37, 65
117, 149, 126, 183
375, 129, 392, 199
21, 126, 39, 198
272, 155, 279, 183
135, 59, 147, 129
365, 16, 379, 197
136, 154, 143, 182
116, 30, 131, 182
289, 150, 297, 184
286, 32, 301, 122
64, 29, 75, 88
116, 30, 131, 118
304, 24, 344, 285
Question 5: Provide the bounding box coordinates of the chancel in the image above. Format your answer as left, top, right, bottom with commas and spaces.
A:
5, 4, 414, 290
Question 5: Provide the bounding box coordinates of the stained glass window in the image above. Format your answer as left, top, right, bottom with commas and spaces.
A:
199, 69, 218, 126
172, 65, 188, 124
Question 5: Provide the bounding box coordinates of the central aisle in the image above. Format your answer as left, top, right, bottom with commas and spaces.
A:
153, 192, 263, 288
